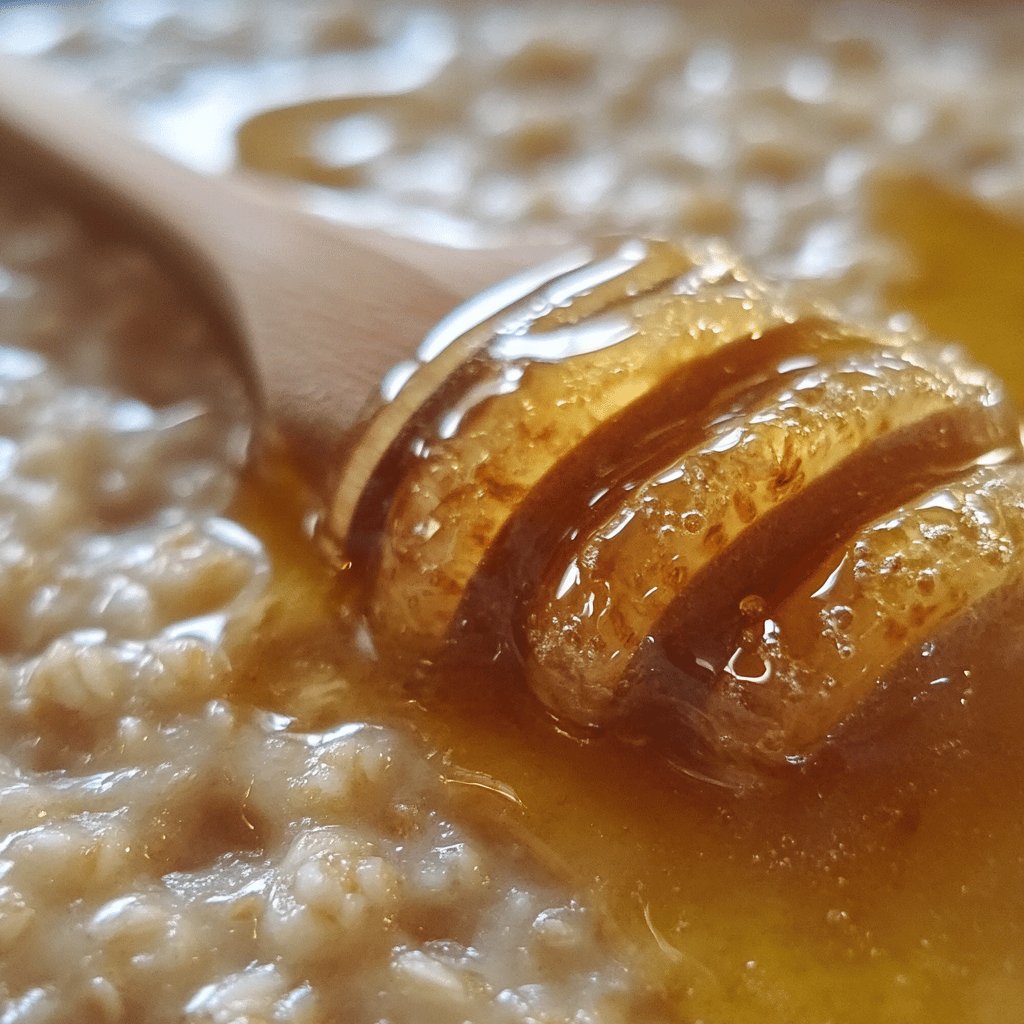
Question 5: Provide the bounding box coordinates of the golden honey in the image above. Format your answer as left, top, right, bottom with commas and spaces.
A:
230, 179, 1024, 1021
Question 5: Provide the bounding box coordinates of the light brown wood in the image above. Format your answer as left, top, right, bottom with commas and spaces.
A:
0, 57, 548, 478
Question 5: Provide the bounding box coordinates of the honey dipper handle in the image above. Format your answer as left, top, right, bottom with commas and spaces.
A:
0, 57, 517, 477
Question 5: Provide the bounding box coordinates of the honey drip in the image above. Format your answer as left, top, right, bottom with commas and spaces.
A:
326, 238, 1023, 778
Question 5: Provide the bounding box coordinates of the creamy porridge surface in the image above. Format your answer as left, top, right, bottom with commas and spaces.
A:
1, 2, 1024, 1024
0, 184, 650, 1022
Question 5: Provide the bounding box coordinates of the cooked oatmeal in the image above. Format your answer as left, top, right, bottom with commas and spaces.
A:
0, 2, 1023, 1024
0, 182, 653, 1022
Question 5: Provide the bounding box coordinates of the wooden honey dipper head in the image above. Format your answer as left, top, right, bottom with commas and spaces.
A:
331, 236, 1024, 780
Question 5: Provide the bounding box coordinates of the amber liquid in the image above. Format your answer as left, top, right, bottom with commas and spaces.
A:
228, 179, 1024, 1023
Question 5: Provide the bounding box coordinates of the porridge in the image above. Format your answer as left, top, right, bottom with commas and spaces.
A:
0, 181, 654, 1022
0, 2, 1023, 1023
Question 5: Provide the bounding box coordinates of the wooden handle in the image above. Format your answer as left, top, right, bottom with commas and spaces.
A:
0, 57, 539, 479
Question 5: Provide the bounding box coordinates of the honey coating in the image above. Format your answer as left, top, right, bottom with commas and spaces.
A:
528, 337, 1016, 735
342, 239, 788, 658
337, 239, 1023, 774
705, 463, 1024, 761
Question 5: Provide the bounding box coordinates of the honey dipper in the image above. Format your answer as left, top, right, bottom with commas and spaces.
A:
3, 58, 1022, 777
